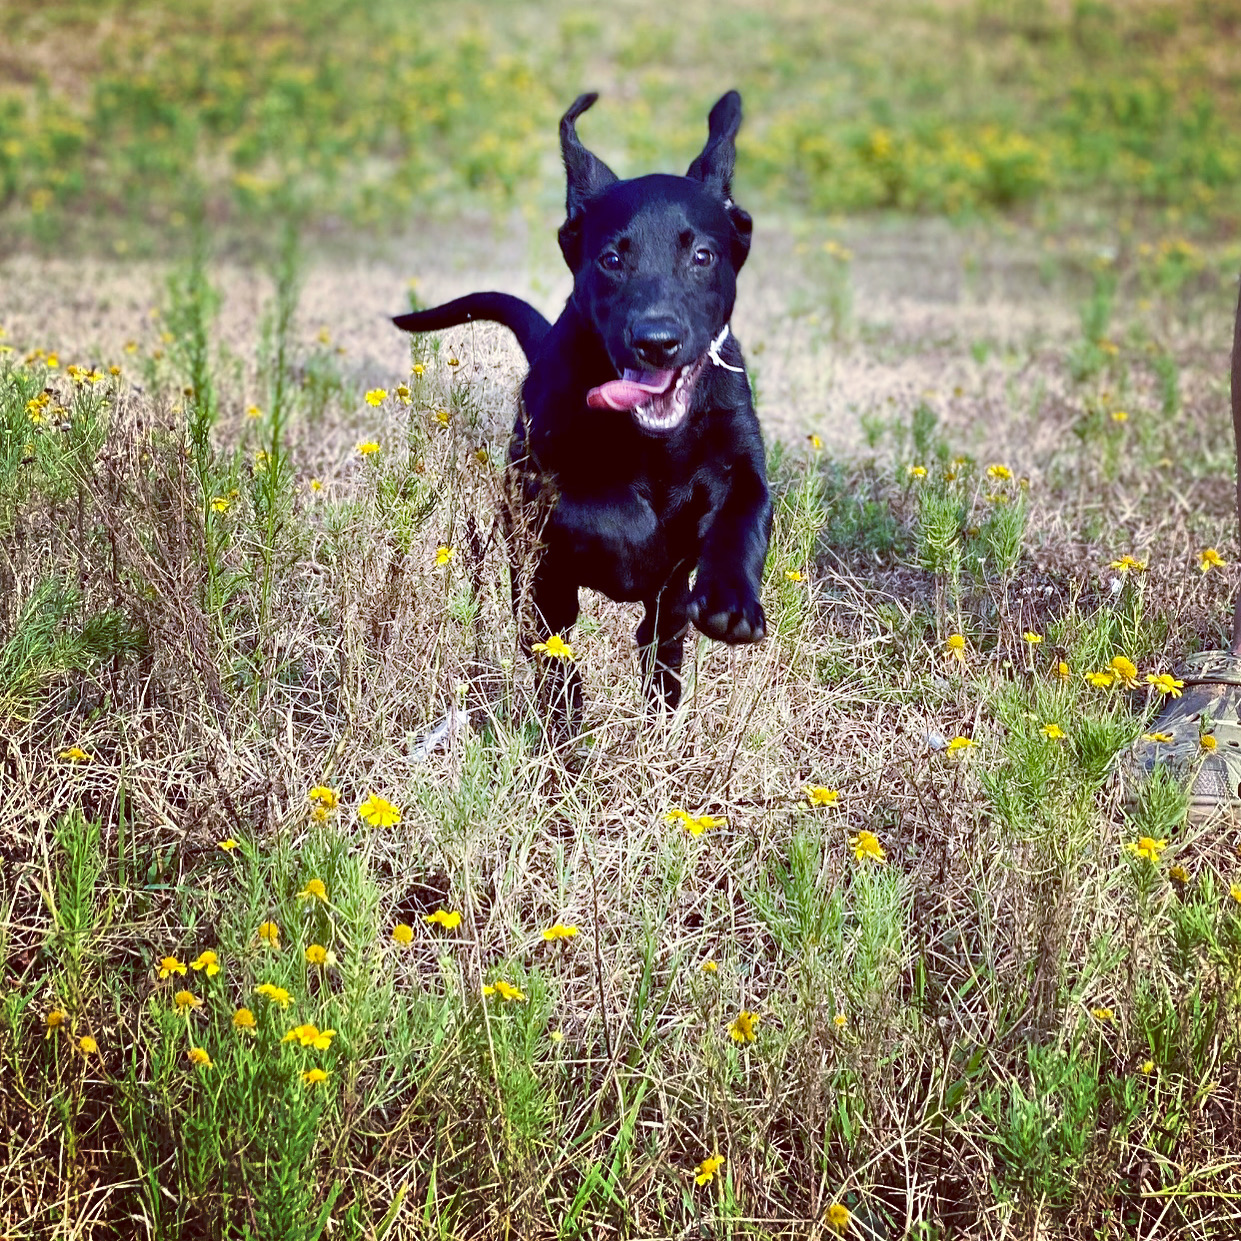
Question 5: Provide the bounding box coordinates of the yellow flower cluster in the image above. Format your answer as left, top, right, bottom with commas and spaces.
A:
1083, 656, 1182, 697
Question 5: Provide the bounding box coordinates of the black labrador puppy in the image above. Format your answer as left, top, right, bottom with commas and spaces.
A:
394, 91, 771, 718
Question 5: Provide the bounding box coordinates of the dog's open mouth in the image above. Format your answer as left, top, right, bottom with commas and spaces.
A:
585, 354, 708, 432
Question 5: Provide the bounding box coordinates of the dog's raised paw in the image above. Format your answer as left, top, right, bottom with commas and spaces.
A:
688, 580, 766, 644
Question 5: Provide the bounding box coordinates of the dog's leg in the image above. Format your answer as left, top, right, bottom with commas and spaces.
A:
637, 571, 691, 710
527, 558, 583, 734
689, 455, 772, 644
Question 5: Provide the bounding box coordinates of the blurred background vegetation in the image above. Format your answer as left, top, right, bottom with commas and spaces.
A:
2, 0, 1240, 250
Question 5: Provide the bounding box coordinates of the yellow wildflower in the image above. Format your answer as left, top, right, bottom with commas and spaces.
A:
834, 1013, 847, 1028
1199, 547, 1226, 573
805, 786, 840, 807
424, 909, 462, 930
807, 433, 823, 450
308, 785, 339, 810
1110, 555, 1146, 574
297, 878, 328, 903
1140, 1060, 1155, 1075
309, 479, 322, 492
174, 990, 201, 1011
435, 545, 456, 566
532, 634, 574, 661
907, 464, 927, 478
1041, 723, 1066, 740
283, 1023, 336, 1051
359, 793, 401, 828
784, 569, 806, 582
1085, 671, 1115, 689
258, 921, 281, 949
58, 746, 92, 762
255, 983, 294, 1009
986, 463, 1012, 480
1230, 883, 1241, 905
245, 404, 262, 420
1055, 660, 1070, 681
1201, 734, 1218, 752
392, 923, 414, 944
45, 1010, 67, 1038
190, 951, 220, 977
1125, 837, 1168, 863
695, 1154, 725, 1186
217, 838, 239, 851
188, 1046, 213, 1069
1111, 410, 1129, 422
664, 808, 726, 836
78, 1035, 98, 1055
1091, 1007, 1115, 1022
946, 736, 973, 754
1109, 656, 1139, 688
728, 1010, 759, 1044
542, 923, 579, 941
395, 384, 410, 402
232, 1007, 257, 1033
1169, 864, 1189, 883
483, 979, 526, 1003
434, 409, 451, 426
850, 830, 887, 864
210, 496, 230, 513
302, 1068, 329, 1086
412, 363, 425, 376
357, 440, 380, 456
945, 633, 966, 662
305, 944, 328, 966
159, 956, 187, 979
1145, 673, 1184, 698
826, 1203, 852, 1233
1143, 732, 1174, 743
1023, 631, 1042, 645
364, 389, 387, 406
700, 959, 718, 973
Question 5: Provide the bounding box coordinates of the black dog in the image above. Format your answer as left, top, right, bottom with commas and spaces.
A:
394, 91, 771, 717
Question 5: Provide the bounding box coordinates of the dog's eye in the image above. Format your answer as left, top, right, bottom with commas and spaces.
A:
599, 251, 623, 272
692, 247, 715, 268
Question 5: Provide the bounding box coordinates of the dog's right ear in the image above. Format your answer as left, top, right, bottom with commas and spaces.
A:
560, 93, 617, 214
559, 93, 617, 269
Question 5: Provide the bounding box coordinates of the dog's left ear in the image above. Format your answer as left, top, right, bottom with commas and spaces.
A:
687, 91, 742, 197
687, 90, 752, 267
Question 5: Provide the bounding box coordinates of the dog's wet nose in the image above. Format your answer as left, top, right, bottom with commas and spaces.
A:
630, 318, 683, 367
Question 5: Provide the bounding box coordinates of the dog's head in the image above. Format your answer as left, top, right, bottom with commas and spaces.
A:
557, 92, 753, 434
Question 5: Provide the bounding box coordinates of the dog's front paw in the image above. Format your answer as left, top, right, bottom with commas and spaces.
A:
688, 576, 765, 644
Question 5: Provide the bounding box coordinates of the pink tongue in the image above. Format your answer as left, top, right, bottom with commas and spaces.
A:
586, 367, 676, 411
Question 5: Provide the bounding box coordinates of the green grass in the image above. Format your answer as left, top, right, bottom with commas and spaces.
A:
3, 236, 1241, 1236
4, 1, 1241, 1237
4, 0, 1241, 249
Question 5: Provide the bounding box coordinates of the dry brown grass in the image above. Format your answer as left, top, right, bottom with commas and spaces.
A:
2, 214, 1241, 1239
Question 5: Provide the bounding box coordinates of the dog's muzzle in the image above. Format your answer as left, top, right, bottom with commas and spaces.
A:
586, 327, 738, 433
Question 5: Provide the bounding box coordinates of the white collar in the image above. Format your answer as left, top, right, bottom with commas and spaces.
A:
708, 324, 745, 372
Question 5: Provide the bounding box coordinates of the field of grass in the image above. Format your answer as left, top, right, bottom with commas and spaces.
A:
4, 1, 1241, 1239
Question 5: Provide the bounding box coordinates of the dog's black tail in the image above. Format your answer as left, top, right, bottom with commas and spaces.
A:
392, 292, 550, 363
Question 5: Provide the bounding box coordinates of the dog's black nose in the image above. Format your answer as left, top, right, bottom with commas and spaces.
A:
630, 318, 683, 367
